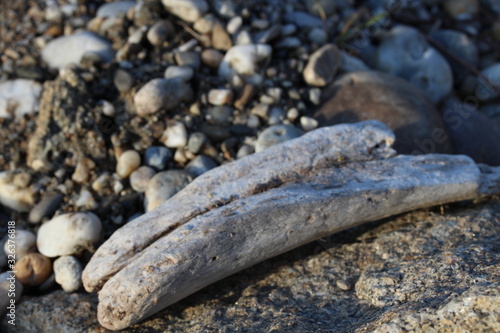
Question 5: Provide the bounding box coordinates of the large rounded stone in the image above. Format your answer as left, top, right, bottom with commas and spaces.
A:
314, 71, 453, 154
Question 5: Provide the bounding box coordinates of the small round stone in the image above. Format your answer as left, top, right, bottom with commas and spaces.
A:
114, 68, 134, 93
130, 166, 156, 193
160, 121, 188, 148
116, 150, 141, 178
255, 125, 304, 152
188, 132, 208, 154
145, 146, 172, 170
147, 20, 174, 46
300, 116, 319, 132
303, 44, 340, 87
3, 230, 36, 260
336, 279, 352, 291
14, 253, 52, 286
208, 88, 234, 105
145, 170, 193, 211
37, 212, 102, 257
185, 155, 218, 177
164, 65, 194, 82
201, 49, 224, 68
53, 256, 83, 292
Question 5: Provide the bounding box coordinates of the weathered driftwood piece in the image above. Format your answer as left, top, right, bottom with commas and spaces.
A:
83, 120, 395, 292
82, 121, 500, 330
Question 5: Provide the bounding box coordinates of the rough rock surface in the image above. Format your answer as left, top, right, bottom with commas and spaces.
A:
9, 198, 500, 332
27, 69, 108, 171
314, 71, 454, 155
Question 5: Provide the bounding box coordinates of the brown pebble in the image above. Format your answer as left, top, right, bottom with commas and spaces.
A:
15, 253, 52, 286
336, 279, 352, 291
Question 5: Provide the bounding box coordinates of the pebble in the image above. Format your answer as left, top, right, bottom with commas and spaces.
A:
236, 144, 254, 159
300, 116, 319, 131
251, 103, 269, 119
188, 132, 208, 154
41, 31, 115, 69
147, 20, 175, 46
275, 37, 302, 49
37, 212, 102, 257
212, 23, 233, 51
72, 157, 95, 184
284, 11, 324, 28
134, 78, 192, 117
0, 171, 34, 213
75, 189, 99, 210
114, 68, 134, 93
185, 155, 218, 177
0, 79, 42, 120
175, 51, 201, 70
477, 63, 500, 101
14, 253, 52, 286
193, 14, 217, 34
309, 88, 322, 105
374, 25, 453, 103
254, 24, 282, 44
201, 49, 224, 68
314, 71, 453, 154
218, 44, 272, 86
428, 30, 478, 83
1, 271, 23, 316
145, 170, 193, 211
207, 105, 233, 125
160, 120, 188, 148
308, 28, 328, 46
336, 279, 352, 291
3, 229, 36, 261
96, 1, 135, 18
29, 193, 63, 224
227, 16, 243, 35
116, 150, 141, 178
208, 89, 234, 105
165, 65, 194, 82
287, 108, 300, 122
145, 146, 172, 170
303, 44, 341, 87
255, 124, 304, 153
99, 100, 116, 117
162, 0, 209, 23
53, 256, 83, 292
92, 172, 110, 192
130, 166, 156, 193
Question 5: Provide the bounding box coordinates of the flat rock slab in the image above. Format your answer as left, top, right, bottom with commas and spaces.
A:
8, 199, 500, 332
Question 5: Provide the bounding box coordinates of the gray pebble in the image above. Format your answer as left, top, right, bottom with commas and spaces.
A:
207, 105, 233, 125
303, 44, 341, 87
164, 65, 194, 82
134, 78, 192, 117
145, 146, 172, 170
29, 193, 63, 224
175, 51, 201, 70
188, 132, 208, 154
130, 166, 156, 193
145, 170, 193, 211
236, 144, 254, 159
185, 155, 218, 178
147, 20, 174, 46
255, 124, 304, 152
53, 256, 83, 292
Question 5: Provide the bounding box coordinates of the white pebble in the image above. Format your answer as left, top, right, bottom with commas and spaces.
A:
300, 116, 319, 131
208, 89, 234, 105
37, 212, 102, 257
3, 230, 36, 261
116, 150, 141, 178
130, 166, 156, 193
53, 256, 82, 292
0, 79, 42, 120
145, 170, 192, 211
0, 171, 34, 213
162, 0, 208, 23
160, 121, 188, 148
218, 44, 272, 86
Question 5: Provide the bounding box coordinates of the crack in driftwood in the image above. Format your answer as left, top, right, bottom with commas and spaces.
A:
81, 121, 500, 330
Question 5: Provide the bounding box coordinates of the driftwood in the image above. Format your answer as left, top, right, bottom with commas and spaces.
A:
82, 121, 500, 330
